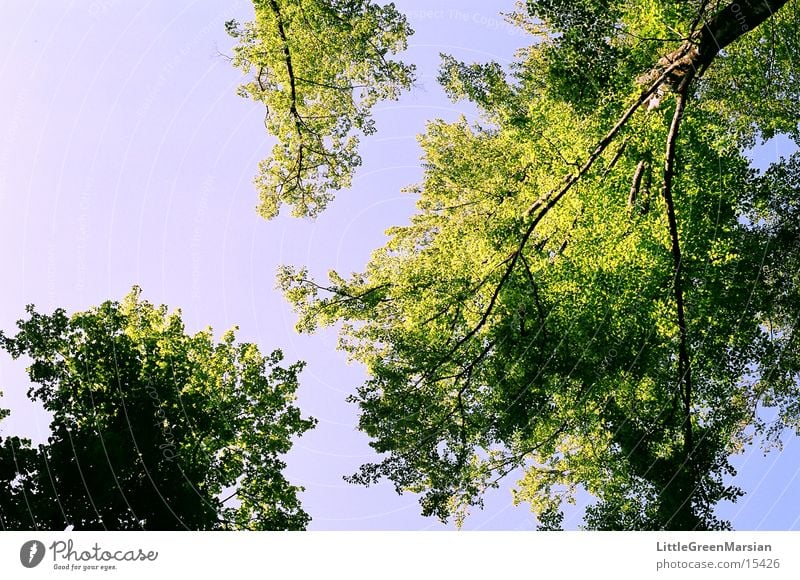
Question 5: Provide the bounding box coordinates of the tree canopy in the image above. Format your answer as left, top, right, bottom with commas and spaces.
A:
226, 0, 414, 219
0, 287, 314, 530
234, 0, 800, 529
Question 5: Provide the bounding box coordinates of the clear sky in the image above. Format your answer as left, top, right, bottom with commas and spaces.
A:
0, 0, 798, 530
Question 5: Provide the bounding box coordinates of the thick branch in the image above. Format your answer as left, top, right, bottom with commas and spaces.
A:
661, 72, 695, 460
648, 0, 790, 90
697, 0, 790, 66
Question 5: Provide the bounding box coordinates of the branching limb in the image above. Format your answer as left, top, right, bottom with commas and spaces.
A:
268, 0, 301, 131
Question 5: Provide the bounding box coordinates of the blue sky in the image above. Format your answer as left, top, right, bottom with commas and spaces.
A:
0, 0, 798, 530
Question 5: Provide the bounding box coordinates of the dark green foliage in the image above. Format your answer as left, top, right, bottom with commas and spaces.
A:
0, 288, 315, 530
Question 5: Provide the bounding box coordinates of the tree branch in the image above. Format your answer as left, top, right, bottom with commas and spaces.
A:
268, 0, 301, 132
660, 72, 695, 461
697, 0, 791, 67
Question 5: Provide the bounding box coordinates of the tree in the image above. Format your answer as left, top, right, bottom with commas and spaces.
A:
0, 287, 315, 530
236, 0, 800, 529
226, 0, 414, 219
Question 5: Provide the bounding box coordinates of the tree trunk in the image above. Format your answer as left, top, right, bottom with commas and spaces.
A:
651, 0, 790, 90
